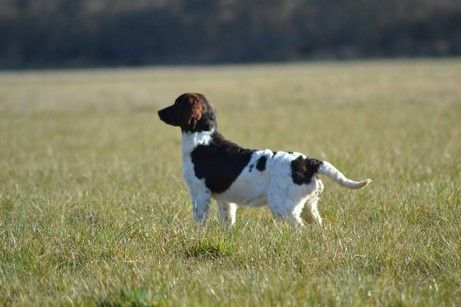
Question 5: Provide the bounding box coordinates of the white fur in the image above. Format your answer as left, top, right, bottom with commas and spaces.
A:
319, 161, 371, 189
181, 131, 214, 223
181, 131, 325, 226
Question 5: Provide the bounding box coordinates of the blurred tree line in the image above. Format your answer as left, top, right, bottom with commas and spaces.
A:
0, 0, 460, 68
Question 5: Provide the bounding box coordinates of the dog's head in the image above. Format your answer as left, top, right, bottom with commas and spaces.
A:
158, 93, 216, 132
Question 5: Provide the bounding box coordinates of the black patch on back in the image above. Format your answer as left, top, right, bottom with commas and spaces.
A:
256, 156, 267, 171
290, 156, 323, 185
249, 164, 254, 172
272, 151, 278, 157
191, 132, 255, 193
288, 151, 293, 154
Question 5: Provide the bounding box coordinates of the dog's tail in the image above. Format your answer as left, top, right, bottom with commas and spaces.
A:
318, 161, 371, 189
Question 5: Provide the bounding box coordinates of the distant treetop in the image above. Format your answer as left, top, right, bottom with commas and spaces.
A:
0, 0, 460, 68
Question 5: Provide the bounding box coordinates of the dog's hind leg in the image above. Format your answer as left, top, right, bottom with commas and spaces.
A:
302, 179, 324, 225
267, 192, 305, 226
217, 201, 237, 225
304, 196, 322, 225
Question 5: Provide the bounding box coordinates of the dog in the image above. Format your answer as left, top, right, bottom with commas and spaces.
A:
158, 93, 371, 226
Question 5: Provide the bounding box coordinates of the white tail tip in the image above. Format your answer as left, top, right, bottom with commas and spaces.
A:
318, 161, 372, 190
355, 178, 372, 189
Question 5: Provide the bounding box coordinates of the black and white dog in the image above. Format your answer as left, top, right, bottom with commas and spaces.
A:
158, 93, 371, 226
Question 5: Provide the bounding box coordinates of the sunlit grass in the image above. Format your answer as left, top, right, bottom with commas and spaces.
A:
0, 59, 460, 305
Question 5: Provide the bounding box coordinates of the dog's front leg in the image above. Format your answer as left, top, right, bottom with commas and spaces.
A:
217, 201, 237, 225
191, 193, 211, 224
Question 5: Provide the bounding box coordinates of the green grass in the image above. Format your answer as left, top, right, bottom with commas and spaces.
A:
0, 59, 460, 305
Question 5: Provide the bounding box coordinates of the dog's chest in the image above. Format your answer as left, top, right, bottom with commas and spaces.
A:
182, 154, 206, 193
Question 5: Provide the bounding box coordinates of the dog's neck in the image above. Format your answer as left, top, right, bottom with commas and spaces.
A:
181, 129, 215, 155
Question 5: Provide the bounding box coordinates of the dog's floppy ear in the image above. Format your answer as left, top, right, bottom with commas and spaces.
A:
177, 93, 207, 129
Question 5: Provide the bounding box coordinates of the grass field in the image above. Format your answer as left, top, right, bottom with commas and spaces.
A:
0, 59, 460, 305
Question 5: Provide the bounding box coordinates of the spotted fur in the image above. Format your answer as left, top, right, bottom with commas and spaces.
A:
256, 155, 268, 171
158, 93, 371, 226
